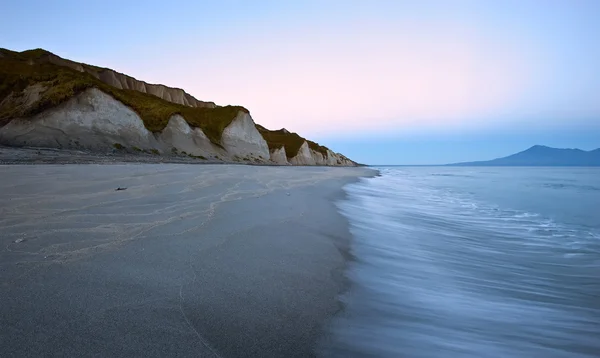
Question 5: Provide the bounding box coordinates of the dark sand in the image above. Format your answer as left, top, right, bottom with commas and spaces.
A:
0, 164, 374, 357
0, 145, 236, 165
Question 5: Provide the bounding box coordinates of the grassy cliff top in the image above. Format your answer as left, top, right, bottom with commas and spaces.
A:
0, 48, 247, 145
0, 48, 345, 160
256, 125, 329, 159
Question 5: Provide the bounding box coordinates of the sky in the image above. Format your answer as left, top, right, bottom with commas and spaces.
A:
2, 0, 599, 164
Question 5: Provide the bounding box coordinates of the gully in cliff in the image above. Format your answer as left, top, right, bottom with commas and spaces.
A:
0, 48, 356, 166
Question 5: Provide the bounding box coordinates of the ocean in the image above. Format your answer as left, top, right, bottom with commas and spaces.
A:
322, 167, 600, 357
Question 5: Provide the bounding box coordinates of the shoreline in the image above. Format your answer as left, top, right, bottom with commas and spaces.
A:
0, 146, 368, 167
316, 173, 378, 357
0, 163, 376, 357
0, 145, 265, 165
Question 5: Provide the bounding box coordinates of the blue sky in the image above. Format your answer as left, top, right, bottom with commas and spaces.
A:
2, 0, 599, 164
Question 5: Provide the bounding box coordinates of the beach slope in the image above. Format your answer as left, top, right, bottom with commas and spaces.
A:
0, 164, 373, 357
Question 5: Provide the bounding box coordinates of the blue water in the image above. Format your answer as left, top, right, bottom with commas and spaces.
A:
323, 167, 600, 357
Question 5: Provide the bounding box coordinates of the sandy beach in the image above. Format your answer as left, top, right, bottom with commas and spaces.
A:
0, 164, 374, 357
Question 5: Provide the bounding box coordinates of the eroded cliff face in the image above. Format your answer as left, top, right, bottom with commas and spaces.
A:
158, 115, 223, 158
0, 88, 161, 151
329, 152, 355, 166
0, 86, 357, 166
288, 142, 316, 166
283, 142, 355, 166
0, 88, 268, 162
221, 112, 269, 160
40, 53, 216, 108
0, 87, 359, 165
269, 147, 289, 165
0, 48, 358, 166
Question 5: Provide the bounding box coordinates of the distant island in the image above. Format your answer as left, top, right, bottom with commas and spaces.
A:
448, 145, 600, 166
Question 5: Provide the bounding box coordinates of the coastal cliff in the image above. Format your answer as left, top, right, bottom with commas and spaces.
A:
0, 48, 356, 166
17, 49, 216, 108
256, 126, 355, 166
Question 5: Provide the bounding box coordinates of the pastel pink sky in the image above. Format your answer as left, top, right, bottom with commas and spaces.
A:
4, 0, 599, 163
129, 15, 540, 137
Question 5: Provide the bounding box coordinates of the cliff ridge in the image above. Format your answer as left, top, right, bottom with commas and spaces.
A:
0, 48, 356, 166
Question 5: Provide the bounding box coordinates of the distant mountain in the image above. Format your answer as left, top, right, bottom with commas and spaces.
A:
448, 145, 600, 166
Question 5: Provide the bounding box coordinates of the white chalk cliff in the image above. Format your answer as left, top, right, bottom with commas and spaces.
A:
284, 142, 354, 166
158, 114, 222, 158
0, 48, 357, 166
269, 147, 289, 165
221, 112, 269, 160
0, 88, 161, 151
288, 142, 317, 166
0, 88, 270, 162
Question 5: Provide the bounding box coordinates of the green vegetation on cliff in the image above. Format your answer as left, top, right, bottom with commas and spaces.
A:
0, 48, 247, 145
306, 140, 329, 158
256, 125, 329, 158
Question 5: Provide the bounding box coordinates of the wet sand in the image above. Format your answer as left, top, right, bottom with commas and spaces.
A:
0, 164, 374, 357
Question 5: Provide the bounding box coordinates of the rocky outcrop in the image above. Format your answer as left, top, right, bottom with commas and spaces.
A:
286, 141, 356, 166
158, 115, 223, 158
310, 150, 328, 166
289, 142, 317, 166
0, 88, 161, 151
39, 51, 216, 108
331, 152, 355, 166
221, 112, 269, 160
269, 147, 289, 165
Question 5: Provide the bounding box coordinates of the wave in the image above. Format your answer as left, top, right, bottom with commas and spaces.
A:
323, 168, 600, 358
542, 183, 600, 191
430, 173, 474, 178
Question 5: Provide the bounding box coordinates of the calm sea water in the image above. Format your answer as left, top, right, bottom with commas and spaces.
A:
322, 167, 600, 357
